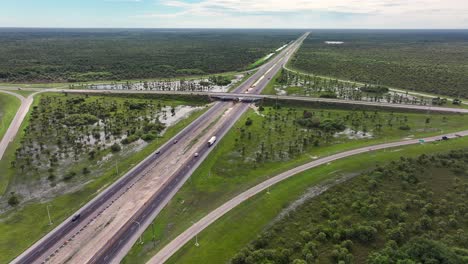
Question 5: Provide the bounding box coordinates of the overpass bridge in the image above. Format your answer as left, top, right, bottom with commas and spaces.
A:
2, 87, 467, 113
57, 89, 468, 114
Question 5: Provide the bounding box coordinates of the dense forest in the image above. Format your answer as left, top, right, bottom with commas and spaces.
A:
0, 29, 299, 83
232, 149, 468, 263
290, 30, 468, 98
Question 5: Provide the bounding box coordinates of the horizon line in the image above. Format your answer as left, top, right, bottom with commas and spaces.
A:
1, 27, 468, 30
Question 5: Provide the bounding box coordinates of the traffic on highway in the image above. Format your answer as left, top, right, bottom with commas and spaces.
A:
12, 33, 309, 264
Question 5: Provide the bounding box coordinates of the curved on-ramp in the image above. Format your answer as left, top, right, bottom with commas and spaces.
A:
148, 130, 468, 264
0, 90, 26, 160
0, 89, 46, 160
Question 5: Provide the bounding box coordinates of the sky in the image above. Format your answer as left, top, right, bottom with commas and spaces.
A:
1, 0, 468, 28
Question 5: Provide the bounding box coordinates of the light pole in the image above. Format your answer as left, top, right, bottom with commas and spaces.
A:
134, 221, 143, 245
151, 222, 156, 248
46, 204, 53, 225
191, 221, 200, 247
115, 161, 119, 175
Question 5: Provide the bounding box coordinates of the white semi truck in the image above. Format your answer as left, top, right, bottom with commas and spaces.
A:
208, 136, 217, 147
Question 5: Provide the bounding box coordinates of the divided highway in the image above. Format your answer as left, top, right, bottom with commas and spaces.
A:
88, 32, 309, 264
12, 33, 309, 264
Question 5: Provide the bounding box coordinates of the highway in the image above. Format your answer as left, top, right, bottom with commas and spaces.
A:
12, 32, 308, 264
148, 129, 468, 264
88, 32, 309, 264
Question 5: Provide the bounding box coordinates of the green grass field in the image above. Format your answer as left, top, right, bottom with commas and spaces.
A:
247, 53, 275, 70
165, 136, 468, 264
123, 102, 468, 263
0, 92, 21, 142
0, 94, 210, 263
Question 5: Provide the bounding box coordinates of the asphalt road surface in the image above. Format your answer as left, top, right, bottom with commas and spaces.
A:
12, 33, 308, 264
0, 90, 30, 160
148, 130, 468, 264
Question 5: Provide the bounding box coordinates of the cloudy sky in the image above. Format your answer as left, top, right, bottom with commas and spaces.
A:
1, 0, 467, 28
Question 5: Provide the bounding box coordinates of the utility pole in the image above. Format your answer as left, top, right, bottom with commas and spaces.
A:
151, 222, 156, 248
134, 221, 143, 244
191, 221, 200, 247
46, 204, 53, 225
195, 235, 200, 247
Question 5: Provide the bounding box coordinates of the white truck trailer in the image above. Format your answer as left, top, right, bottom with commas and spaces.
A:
208, 136, 217, 147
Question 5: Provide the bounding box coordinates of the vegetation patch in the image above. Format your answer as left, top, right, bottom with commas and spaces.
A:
232, 149, 468, 263
290, 30, 468, 98
269, 69, 462, 107
0, 93, 208, 209
0, 93, 208, 263
0, 29, 300, 83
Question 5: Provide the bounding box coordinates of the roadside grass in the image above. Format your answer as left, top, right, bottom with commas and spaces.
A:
0, 95, 210, 263
165, 135, 468, 264
0, 92, 21, 142
261, 70, 283, 95
247, 54, 275, 70
123, 104, 468, 263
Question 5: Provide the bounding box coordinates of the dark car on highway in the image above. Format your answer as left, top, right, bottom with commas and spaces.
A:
71, 214, 81, 222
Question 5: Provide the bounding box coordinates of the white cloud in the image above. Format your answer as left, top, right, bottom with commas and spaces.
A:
136, 0, 468, 28
104, 0, 142, 2
159, 0, 468, 15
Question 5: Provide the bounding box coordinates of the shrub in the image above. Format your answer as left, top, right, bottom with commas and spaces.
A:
110, 143, 122, 152
63, 114, 99, 126
121, 134, 140, 145
399, 125, 411, 130
141, 133, 157, 142
64, 171, 77, 181
82, 167, 90, 175
8, 192, 20, 207
319, 92, 338, 98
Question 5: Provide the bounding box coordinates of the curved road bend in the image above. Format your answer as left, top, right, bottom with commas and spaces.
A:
12, 33, 308, 264
0, 89, 51, 160
0, 90, 27, 160
149, 130, 468, 264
